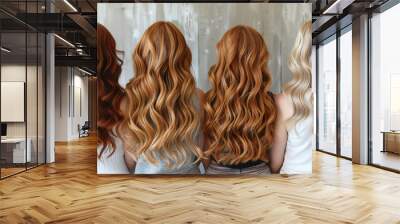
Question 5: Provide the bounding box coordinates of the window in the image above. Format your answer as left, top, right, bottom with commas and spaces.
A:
317, 36, 337, 155
370, 3, 400, 171
339, 28, 352, 158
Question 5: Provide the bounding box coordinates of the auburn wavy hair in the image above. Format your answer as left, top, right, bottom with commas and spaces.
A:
117, 21, 202, 168
204, 25, 277, 165
284, 21, 313, 128
97, 23, 125, 158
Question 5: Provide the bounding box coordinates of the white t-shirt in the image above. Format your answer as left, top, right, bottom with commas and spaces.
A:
97, 136, 129, 174
280, 115, 314, 174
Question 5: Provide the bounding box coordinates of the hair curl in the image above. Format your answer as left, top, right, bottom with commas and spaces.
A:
97, 23, 125, 158
204, 25, 277, 165
284, 21, 313, 128
117, 21, 202, 168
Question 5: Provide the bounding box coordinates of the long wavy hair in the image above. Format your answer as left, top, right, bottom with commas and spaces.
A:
283, 21, 313, 128
117, 21, 202, 168
204, 25, 277, 165
97, 23, 125, 158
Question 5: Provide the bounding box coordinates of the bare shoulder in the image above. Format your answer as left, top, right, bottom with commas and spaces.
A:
273, 93, 290, 109
273, 93, 293, 119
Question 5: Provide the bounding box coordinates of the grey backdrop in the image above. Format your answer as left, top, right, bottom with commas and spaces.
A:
98, 3, 311, 93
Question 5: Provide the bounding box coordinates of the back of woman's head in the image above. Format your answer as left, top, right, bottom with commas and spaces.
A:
284, 21, 313, 128
118, 21, 202, 168
204, 25, 277, 165
97, 23, 125, 157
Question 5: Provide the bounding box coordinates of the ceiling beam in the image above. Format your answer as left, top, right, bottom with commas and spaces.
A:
67, 13, 96, 38
55, 55, 95, 70
323, 0, 356, 14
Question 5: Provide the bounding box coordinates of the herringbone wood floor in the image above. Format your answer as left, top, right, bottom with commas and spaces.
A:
0, 135, 400, 224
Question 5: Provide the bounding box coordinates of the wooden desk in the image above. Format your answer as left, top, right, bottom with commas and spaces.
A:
381, 131, 400, 154
1, 138, 32, 163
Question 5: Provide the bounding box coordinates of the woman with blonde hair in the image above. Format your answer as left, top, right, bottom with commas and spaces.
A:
204, 25, 277, 175
270, 21, 313, 174
118, 21, 204, 174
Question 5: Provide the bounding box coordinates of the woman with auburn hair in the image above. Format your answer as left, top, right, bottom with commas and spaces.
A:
97, 23, 129, 174
204, 25, 277, 175
270, 21, 313, 174
118, 21, 205, 174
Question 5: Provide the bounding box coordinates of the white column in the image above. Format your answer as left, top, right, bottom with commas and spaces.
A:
352, 14, 369, 164
46, 32, 55, 163
45, 0, 56, 163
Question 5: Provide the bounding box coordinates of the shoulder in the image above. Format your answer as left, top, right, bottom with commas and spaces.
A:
273, 93, 289, 108
273, 93, 293, 119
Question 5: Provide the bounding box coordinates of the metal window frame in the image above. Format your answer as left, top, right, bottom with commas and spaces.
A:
315, 23, 353, 161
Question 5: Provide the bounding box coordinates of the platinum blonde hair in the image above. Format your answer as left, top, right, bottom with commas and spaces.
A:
284, 21, 313, 128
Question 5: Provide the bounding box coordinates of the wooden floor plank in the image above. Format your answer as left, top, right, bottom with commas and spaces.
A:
0, 135, 399, 223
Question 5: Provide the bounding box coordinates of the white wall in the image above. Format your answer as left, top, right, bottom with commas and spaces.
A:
1, 65, 39, 138
98, 3, 311, 93
54, 67, 89, 141
55, 66, 69, 141
1, 65, 26, 133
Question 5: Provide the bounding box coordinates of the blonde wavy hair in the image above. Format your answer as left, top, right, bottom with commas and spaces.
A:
204, 25, 277, 165
283, 21, 313, 128
118, 21, 202, 168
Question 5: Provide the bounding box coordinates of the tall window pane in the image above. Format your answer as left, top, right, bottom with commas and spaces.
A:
317, 37, 337, 154
339, 29, 352, 158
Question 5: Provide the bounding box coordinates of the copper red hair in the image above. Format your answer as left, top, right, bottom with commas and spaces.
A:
204, 25, 277, 165
117, 21, 202, 168
97, 23, 125, 157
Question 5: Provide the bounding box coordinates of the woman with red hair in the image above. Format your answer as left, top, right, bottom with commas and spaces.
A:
204, 25, 277, 175
97, 23, 129, 174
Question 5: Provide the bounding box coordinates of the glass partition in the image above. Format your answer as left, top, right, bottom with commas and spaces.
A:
0, 1, 46, 179
27, 30, 39, 169
1, 31, 28, 177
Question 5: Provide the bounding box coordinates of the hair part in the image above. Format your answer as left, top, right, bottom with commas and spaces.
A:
97, 23, 125, 158
204, 25, 277, 165
283, 21, 313, 128
117, 21, 202, 168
